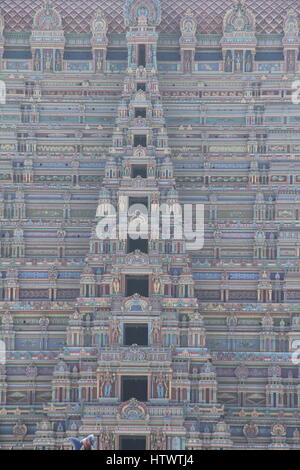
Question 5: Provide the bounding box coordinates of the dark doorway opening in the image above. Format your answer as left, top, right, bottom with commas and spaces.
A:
134, 134, 147, 147
132, 164, 147, 178
124, 323, 148, 346
180, 333, 188, 347
137, 82, 146, 91
138, 44, 146, 67
121, 376, 148, 402
129, 196, 148, 208
135, 107, 147, 118
125, 275, 149, 297
127, 237, 148, 253
119, 436, 146, 450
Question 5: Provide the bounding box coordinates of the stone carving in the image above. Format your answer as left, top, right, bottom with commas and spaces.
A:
112, 277, 120, 294
201, 361, 215, 374
33, 1, 62, 31
255, 231, 265, 242
118, 398, 148, 420
123, 344, 146, 361
126, 250, 149, 265
26, 364, 38, 378
262, 313, 274, 329
1, 311, 13, 327
284, 10, 299, 39
172, 436, 181, 450
243, 423, 259, 439
38, 419, 51, 431
271, 423, 286, 437
99, 371, 116, 397
34, 49, 41, 73
234, 366, 249, 379
100, 430, 115, 450
223, 0, 255, 33
111, 320, 121, 345
153, 277, 161, 294
13, 421, 27, 439
154, 372, 168, 398
124, 294, 149, 312
226, 314, 238, 328
133, 145, 147, 157
151, 321, 160, 345
151, 429, 166, 450
48, 265, 58, 281
293, 429, 300, 439
124, 0, 161, 27
70, 309, 81, 323
91, 11, 108, 35
268, 365, 281, 378
54, 360, 68, 373
14, 227, 24, 239
180, 9, 197, 35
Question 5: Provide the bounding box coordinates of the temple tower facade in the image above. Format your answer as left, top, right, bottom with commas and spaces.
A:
0, 0, 300, 450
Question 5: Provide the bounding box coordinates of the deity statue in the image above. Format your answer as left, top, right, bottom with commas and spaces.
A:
245, 52, 253, 72
34, 49, 41, 72
100, 372, 115, 398
155, 373, 168, 398
271, 423, 286, 437
172, 436, 181, 450
112, 277, 120, 294
225, 51, 233, 72
284, 10, 299, 39
147, 162, 154, 177
287, 50, 296, 73
123, 161, 131, 177
293, 429, 300, 440
44, 50, 53, 72
100, 431, 114, 450
184, 50, 193, 74
151, 322, 160, 345
137, 5, 149, 25
183, 20, 193, 33
151, 429, 166, 450
111, 321, 121, 345
153, 277, 161, 294
125, 0, 161, 27
94, 19, 106, 33
55, 49, 62, 72
234, 51, 243, 73
13, 421, 27, 440
224, 1, 254, 34
95, 50, 104, 73
34, 2, 62, 31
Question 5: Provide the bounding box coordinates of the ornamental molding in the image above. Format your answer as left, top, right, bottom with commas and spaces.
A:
124, 0, 161, 27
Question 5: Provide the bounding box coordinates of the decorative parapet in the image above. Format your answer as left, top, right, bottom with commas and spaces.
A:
30, 1, 65, 72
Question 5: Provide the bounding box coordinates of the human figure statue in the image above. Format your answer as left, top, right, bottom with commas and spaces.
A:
225, 51, 232, 72
153, 278, 161, 294
155, 374, 167, 398
111, 321, 120, 345
112, 277, 120, 294
101, 373, 115, 397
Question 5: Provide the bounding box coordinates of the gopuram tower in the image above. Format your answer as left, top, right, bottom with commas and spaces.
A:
2, 0, 300, 452
49, 0, 224, 451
